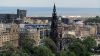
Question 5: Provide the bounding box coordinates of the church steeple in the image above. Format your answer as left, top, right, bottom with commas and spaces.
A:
50, 3, 64, 53
52, 4, 57, 20
50, 3, 58, 43
53, 4, 56, 13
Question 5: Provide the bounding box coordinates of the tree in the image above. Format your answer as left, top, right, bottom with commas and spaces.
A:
84, 16, 100, 23
95, 16, 99, 18
68, 42, 90, 56
32, 46, 55, 56
60, 50, 76, 56
21, 35, 35, 54
98, 44, 100, 48
10, 48, 29, 56
2, 42, 29, 56
43, 37, 57, 53
67, 37, 91, 56
83, 36, 97, 52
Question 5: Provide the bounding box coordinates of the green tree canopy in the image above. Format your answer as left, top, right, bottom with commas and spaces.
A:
83, 36, 97, 51
43, 37, 57, 53
2, 41, 29, 56
60, 50, 76, 56
84, 16, 100, 23
32, 46, 55, 56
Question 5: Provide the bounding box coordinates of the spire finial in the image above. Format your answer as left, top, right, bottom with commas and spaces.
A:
53, 3, 56, 13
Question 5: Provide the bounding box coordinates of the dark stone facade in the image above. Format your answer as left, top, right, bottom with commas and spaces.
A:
0, 9, 26, 23
0, 14, 17, 23
17, 9, 27, 19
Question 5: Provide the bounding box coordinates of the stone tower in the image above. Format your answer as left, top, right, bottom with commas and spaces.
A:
50, 4, 63, 53
50, 4, 58, 43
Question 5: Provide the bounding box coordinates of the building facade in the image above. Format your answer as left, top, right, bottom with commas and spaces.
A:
0, 23, 19, 47
17, 9, 27, 19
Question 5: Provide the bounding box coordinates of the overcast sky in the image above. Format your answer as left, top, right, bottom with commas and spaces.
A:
0, 0, 100, 8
